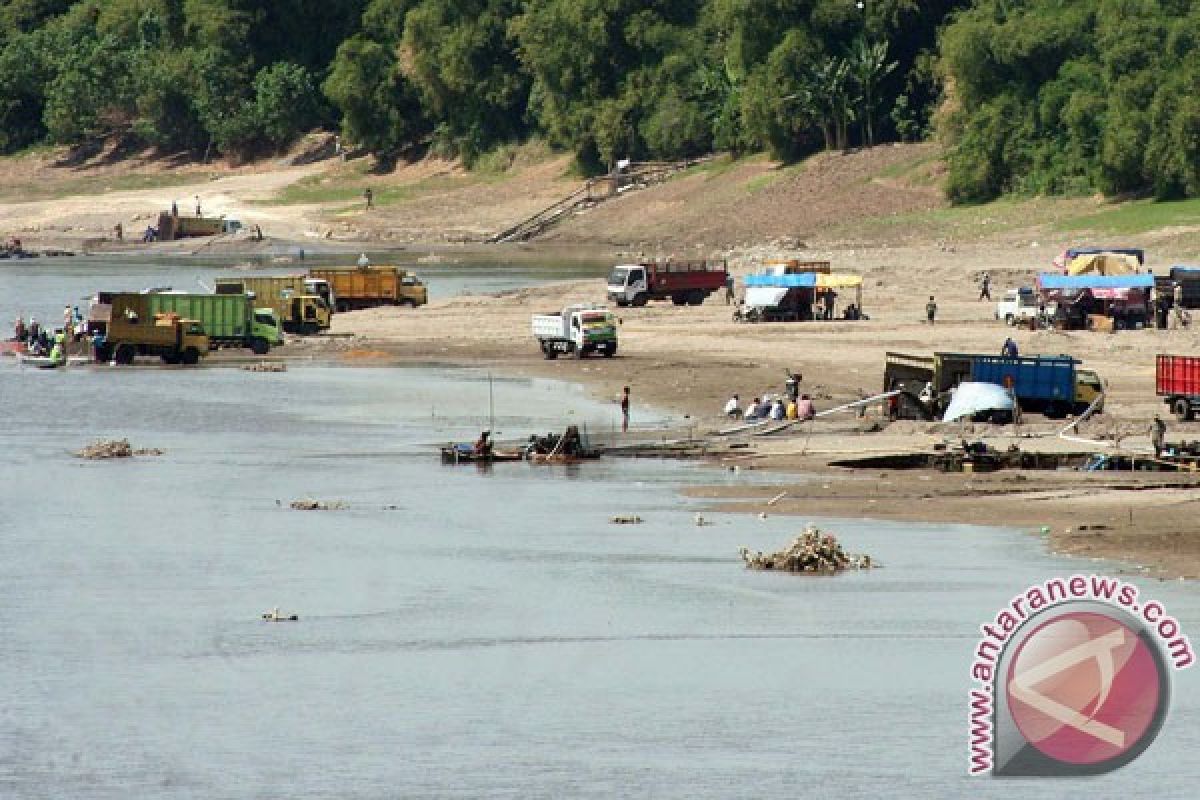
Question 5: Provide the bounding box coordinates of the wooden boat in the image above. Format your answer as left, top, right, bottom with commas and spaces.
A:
440, 445, 525, 464
527, 448, 602, 464
0, 340, 28, 356
16, 353, 63, 369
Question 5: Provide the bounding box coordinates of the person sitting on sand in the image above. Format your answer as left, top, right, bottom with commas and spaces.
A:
770, 398, 786, 420
795, 394, 815, 421
744, 397, 762, 420
724, 394, 742, 419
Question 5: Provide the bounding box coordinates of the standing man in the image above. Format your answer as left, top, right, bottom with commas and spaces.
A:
194, 196, 202, 217
979, 272, 991, 301
1151, 415, 1167, 458
724, 273, 735, 305
1174, 282, 1185, 328
1001, 337, 1019, 358
357, 252, 370, 269
925, 295, 938, 324
619, 386, 630, 433
363, 187, 374, 210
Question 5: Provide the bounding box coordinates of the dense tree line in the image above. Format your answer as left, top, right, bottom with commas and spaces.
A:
0, 1, 1195, 202
940, 0, 1200, 202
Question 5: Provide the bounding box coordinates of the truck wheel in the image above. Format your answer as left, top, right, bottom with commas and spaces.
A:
687, 290, 705, 306
575, 345, 588, 359
336, 300, 350, 313
603, 344, 617, 358
541, 343, 558, 360
1174, 398, 1194, 422
632, 293, 648, 307
250, 337, 270, 355
161, 354, 180, 365
94, 344, 112, 363
114, 344, 135, 365
181, 348, 200, 365
1004, 314, 1014, 326
671, 294, 687, 306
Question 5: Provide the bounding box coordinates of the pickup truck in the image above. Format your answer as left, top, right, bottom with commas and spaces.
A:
607, 260, 728, 306
995, 288, 1053, 326
532, 306, 618, 359
1157, 354, 1200, 420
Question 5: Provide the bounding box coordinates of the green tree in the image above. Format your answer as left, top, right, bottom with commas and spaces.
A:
254, 62, 323, 149
847, 37, 896, 147
324, 34, 426, 155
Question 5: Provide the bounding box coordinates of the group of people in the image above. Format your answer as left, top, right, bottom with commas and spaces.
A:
12, 305, 87, 362
724, 391, 815, 422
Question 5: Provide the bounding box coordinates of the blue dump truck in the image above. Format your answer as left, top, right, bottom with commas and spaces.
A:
970, 355, 1105, 417
884, 352, 1104, 419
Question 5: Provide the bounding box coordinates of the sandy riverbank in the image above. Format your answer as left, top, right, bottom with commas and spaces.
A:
6, 139, 1200, 578
302, 239, 1200, 578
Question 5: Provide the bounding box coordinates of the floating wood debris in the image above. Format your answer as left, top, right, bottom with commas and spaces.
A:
740, 526, 876, 573
610, 515, 643, 524
242, 361, 287, 372
75, 439, 164, 459
290, 499, 346, 511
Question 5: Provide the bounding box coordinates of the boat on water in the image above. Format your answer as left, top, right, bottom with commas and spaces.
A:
0, 340, 28, 356
16, 353, 64, 369
440, 444, 525, 464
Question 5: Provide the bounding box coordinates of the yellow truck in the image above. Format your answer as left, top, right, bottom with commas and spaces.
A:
100, 293, 210, 365
215, 275, 332, 334
309, 266, 428, 311
156, 213, 243, 241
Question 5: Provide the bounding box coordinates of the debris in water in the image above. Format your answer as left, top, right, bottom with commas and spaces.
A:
290, 499, 346, 511
739, 526, 876, 573
262, 606, 298, 621
610, 515, 643, 524
242, 361, 287, 372
75, 439, 164, 459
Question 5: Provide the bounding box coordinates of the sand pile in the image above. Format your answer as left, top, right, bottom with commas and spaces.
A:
740, 526, 875, 573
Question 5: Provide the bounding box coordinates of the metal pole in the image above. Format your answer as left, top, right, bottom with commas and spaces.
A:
488, 371, 495, 432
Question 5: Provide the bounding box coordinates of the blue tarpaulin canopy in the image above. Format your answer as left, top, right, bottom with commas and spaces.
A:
744, 273, 817, 288
1036, 273, 1154, 291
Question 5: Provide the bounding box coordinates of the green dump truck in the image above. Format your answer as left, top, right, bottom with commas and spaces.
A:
142, 292, 281, 354
101, 293, 210, 365
214, 275, 332, 334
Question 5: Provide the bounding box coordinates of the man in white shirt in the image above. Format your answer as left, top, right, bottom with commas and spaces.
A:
724, 394, 742, 418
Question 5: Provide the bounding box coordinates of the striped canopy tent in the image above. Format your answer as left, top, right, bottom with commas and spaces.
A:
1066, 252, 1141, 277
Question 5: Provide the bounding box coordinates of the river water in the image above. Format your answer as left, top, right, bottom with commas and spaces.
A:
2, 258, 1199, 798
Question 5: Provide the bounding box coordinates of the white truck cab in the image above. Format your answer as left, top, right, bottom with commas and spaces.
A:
607, 265, 649, 306
995, 287, 1052, 325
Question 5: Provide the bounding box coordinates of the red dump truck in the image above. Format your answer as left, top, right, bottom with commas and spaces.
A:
1157, 354, 1200, 420
606, 260, 729, 306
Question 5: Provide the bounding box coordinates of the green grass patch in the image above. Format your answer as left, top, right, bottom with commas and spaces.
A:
0, 170, 209, 202
744, 160, 808, 193
266, 166, 508, 207
1057, 197, 1200, 235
